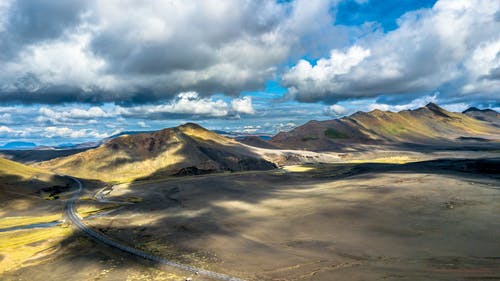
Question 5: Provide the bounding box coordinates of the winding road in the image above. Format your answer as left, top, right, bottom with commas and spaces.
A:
65, 176, 245, 281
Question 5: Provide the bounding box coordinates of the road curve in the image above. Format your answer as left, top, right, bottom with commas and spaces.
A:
65, 176, 245, 281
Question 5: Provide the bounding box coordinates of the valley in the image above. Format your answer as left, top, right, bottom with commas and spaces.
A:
0, 104, 499, 281
1, 2, 499, 280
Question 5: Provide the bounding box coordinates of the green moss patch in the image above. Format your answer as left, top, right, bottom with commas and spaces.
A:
324, 128, 349, 139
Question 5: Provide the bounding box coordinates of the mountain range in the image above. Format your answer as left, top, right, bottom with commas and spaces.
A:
4, 103, 498, 182
463, 107, 500, 126
268, 103, 499, 151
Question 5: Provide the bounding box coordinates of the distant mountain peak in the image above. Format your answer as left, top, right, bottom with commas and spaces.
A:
178, 122, 207, 131
425, 102, 441, 110
423, 102, 451, 118
463, 107, 480, 113
463, 107, 498, 114
462, 106, 499, 125
1, 141, 37, 149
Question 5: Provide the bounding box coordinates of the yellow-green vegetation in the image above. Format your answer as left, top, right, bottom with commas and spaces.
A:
0, 157, 49, 180
36, 139, 186, 182
0, 215, 61, 228
36, 123, 272, 182
348, 156, 417, 164
0, 156, 68, 190
273, 103, 499, 151
125, 196, 143, 203
301, 135, 319, 141
281, 163, 357, 178
126, 269, 187, 281
324, 128, 349, 139
76, 203, 121, 217
34, 125, 192, 182
179, 122, 236, 145
137, 239, 217, 270
0, 226, 72, 274
283, 165, 315, 172
351, 105, 499, 141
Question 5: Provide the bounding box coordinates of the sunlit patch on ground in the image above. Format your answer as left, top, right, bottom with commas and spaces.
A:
0, 226, 72, 274
76, 203, 122, 218
282, 165, 315, 172
0, 215, 61, 229
347, 156, 418, 164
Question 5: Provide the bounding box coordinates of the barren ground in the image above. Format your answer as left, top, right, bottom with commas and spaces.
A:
2, 150, 499, 280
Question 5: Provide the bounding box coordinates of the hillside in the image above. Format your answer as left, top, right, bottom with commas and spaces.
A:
0, 156, 70, 199
38, 123, 276, 182
270, 103, 500, 151
0, 157, 48, 180
0, 148, 90, 164
463, 107, 500, 127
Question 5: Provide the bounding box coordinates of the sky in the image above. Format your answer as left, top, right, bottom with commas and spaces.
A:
0, 0, 499, 146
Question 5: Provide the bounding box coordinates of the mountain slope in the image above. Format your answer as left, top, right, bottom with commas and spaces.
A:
38, 123, 276, 182
270, 103, 500, 151
0, 157, 47, 179
0, 156, 69, 194
463, 107, 500, 126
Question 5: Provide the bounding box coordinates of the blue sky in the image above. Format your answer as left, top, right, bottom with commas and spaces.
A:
0, 0, 498, 146
335, 0, 438, 31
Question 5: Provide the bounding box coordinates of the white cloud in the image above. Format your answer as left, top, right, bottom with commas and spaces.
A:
0, 125, 32, 137
137, 121, 149, 128
118, 92, 255, 118
0, 125, 13, 133
368, 94, 438, 112
283, 0, 500, 103
0, 113, 12, 124
463, 39, 500, 94
40, 106, 111, 120
42, 127, 107, 139
19, 34, 109, 87
284, 46, 371, 102
324, 104, 347, 116
37, 105, 114, 125
0, 0, 310, 103
273, 122, 297, 133
237, 125, 262, 134
0, 0, 345, 104
231, 96, 255, 114
441, 103, 470, 113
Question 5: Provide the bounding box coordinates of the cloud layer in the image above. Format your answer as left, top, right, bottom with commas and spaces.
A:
0, 0, 498, 146
0, 0, 333, 104
283, 0, 500, 104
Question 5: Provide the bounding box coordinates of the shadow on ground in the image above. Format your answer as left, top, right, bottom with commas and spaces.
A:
1, 157, 500, 280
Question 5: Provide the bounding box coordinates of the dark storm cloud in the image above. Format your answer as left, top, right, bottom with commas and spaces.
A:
0, 85, 105, 104
0, 0, 89, 59
89, 1, 284, 76
484, 66, 500, 80
0, 0, 497, 108
0, 0, 308, 105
